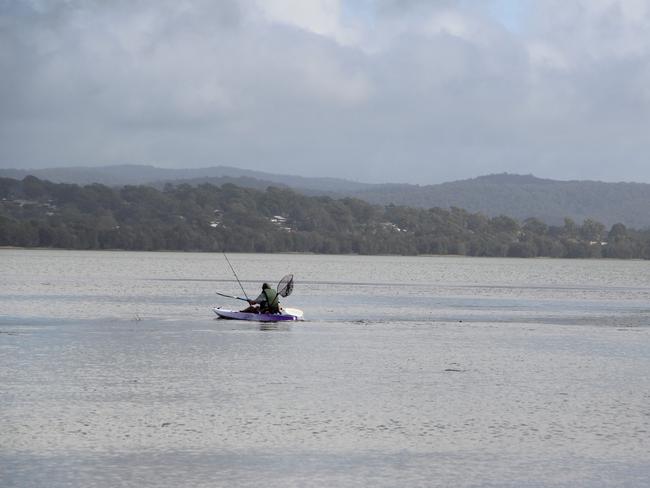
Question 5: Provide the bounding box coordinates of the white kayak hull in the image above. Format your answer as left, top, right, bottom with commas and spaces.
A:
213, 307, 304, 322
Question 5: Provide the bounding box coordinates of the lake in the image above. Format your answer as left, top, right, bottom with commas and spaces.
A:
1, 250, 650, 487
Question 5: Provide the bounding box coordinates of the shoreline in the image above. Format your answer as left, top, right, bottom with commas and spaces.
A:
1, 246, 647, 261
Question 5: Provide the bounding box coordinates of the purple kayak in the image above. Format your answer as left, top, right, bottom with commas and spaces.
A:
213, 307, 304, 322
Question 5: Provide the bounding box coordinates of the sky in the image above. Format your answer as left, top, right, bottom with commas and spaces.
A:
1, 0, 650, 184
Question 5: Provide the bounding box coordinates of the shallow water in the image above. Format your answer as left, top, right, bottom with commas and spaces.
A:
1, 250, 650, 487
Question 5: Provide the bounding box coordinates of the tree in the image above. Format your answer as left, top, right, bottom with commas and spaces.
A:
562, 218, 578, 239
523, 217, 548, 236
22, 176, 47, 200
508, 241, 537, 258
608, 223, 628, 243
580, 219, 606, 242
490, 215, 519, 234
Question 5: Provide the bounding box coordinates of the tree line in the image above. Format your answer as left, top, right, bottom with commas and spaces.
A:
1, 176, 649, 259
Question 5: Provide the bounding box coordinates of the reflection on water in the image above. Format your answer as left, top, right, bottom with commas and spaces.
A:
1, 250, 650, 487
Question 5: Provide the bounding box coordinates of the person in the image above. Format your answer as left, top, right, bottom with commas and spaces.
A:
242, 282, 279, 314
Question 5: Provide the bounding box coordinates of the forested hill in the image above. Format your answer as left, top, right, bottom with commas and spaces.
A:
0, 164, 372, 193
3, 166, 650, 228
1, 176, 649, 259
351, 174, 650, 228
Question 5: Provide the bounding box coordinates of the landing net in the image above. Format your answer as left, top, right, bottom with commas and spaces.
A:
277, 274, 294, 297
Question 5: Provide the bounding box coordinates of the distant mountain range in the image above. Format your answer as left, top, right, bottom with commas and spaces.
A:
0, 165, 372, 193
2, 165, 649, 228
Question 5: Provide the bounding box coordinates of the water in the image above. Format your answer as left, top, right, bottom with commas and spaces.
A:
1, 250, 650, 487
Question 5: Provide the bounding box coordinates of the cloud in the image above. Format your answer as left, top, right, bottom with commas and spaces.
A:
1, 0, 650, 183
255, 0, 360, 45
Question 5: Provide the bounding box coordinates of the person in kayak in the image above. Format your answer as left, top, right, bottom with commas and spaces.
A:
242, 283, 280, 314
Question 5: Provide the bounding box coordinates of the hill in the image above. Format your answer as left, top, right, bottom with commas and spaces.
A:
2, 166, 650, 228
350, 174, 650, 228
0, 165, 372, 193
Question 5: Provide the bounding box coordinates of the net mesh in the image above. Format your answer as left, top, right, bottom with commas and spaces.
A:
277, 274, 294, 297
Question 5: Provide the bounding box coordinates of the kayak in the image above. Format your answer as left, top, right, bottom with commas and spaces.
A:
213, 307, 304, 322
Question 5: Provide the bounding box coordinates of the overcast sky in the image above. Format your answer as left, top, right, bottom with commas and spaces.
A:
1, 0, 650, 184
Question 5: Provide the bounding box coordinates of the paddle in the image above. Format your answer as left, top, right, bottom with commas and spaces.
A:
216, 291, 249, 302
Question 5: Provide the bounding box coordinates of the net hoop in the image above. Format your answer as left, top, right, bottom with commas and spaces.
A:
277, 274, 294, 297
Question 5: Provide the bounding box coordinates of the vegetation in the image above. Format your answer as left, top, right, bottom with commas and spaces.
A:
5, 166, 650, 228
1, 176, 650, 258
355, 173, 650, 229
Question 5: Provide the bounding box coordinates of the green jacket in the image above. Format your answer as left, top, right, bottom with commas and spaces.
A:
253, 287, 279, 312
263, 288, 279, 312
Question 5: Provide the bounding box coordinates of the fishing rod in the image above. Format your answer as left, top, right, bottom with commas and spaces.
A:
222, 252, 250, 301
216, 291, 249, 302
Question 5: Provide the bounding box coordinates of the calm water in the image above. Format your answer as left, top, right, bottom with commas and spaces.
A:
1, 250, 650, 487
